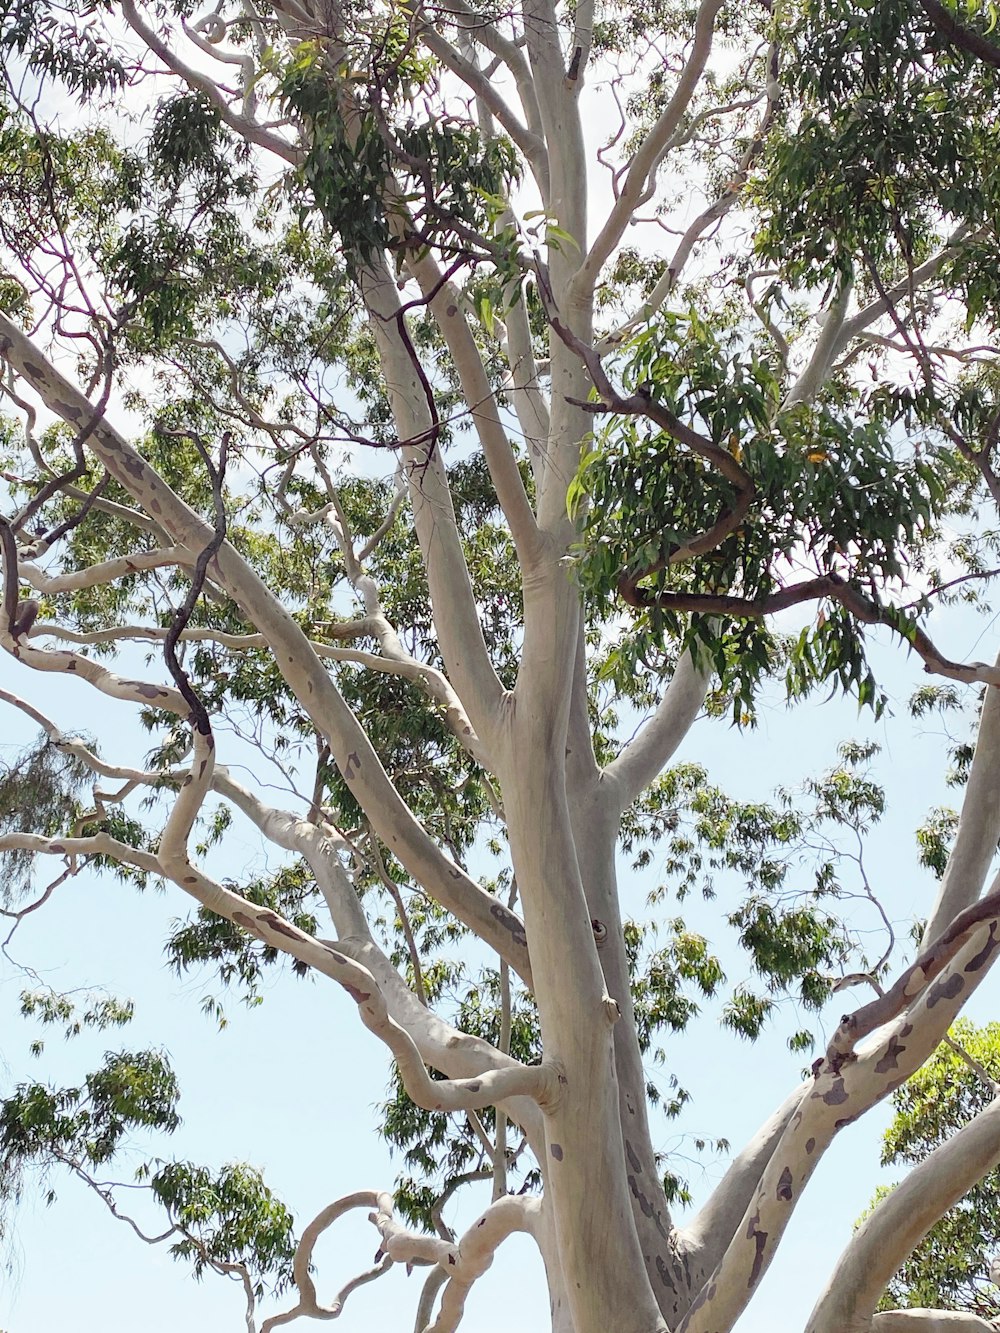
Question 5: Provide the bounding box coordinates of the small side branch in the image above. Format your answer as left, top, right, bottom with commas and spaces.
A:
372, 1193, 542, 1333
262, 1190, 395, 1330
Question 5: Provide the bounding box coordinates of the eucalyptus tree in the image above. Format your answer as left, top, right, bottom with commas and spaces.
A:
1, 1, 1000, 1332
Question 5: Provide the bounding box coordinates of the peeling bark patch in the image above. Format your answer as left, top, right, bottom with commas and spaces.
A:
822, 1077, 848, 1105
875, 1035, 907, 1073
629, 1178, 651, 1215
53, 398, 82, 422
343, 750, 361, 779
745, 1210, 768, 1287
467, 1081, 481, 1093
965, 920, 1000, 973
900, 1022, 913, 1037
550, 1143, 563, 1161
926, 972, 964, 1007
343, 983, 372, 1004
625, 1092, 636, 1116
233, 910, 265, 938
490, 903, 528, 948
257, 909, 300, 941
23, 360, 46, 381
835, 1114, 860, 1129
655, 1256, 677, 1290
776, 1166, 793, 1202
323, 945, 348, 964
805, 1137, 816, 1154
626, 1140, 642, 1173
125, 681, 169, 700
50, 843, 65, 853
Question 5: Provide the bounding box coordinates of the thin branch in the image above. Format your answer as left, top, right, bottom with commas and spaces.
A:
572, 0, 727, 297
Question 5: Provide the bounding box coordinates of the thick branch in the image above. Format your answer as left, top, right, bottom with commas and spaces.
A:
603, 650, 710, 808
806, 1091, 1000, 1333
678, 1081, 809, 1289
357, 255, 508, 743
407, 249, 539, 558
923, 669, 1000, 945
680, 924, 1000, 1333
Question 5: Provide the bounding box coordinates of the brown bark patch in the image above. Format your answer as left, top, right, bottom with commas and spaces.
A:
965, 920, 1000, 972
926, 972, 964, 1006
550, 1143, 564, 1161
822, 1078, 848, 1105
875, 1034, 907, 1073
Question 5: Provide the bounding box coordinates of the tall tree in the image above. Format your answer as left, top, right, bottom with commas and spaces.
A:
1, 1, 1000, 1330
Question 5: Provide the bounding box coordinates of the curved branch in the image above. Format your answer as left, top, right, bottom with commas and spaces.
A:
120, 0, 299, 164
619, 572, 1000, 691
0, 827, 554, 1114
261, 1190, 394, 1329
806, 1091, 1000, 1333
373, 1193, 542, 1333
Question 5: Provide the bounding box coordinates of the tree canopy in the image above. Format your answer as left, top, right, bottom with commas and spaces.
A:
2, 0, 1000, 1331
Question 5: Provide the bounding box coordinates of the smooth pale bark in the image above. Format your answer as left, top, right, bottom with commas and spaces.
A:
784, 279, 855, 406
872, 1315, 997, 1333
498, 532, 669, 1333
604, 653, 712, 809
807, 1092, 1000, 1333
356, 256, 507, 742
678, 1081, 809, 1290
922, 675, 1000, 946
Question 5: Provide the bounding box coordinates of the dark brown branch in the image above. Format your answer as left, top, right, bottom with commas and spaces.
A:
619, 570, 1000, 688
918, 0, 1000, 66
159, 430, 230, 736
